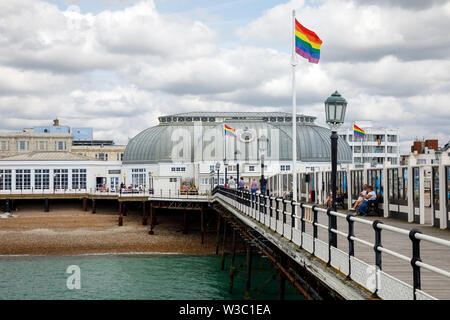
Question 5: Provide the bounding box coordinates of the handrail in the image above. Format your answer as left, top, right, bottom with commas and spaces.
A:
212, 185, 450, 300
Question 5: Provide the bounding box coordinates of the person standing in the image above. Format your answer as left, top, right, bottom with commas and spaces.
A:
228, 176, 236, 189
238, 177, 245, 190
250, 178, 258, 200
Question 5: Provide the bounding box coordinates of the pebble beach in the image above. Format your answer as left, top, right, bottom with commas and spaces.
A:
0, 201, 217, 256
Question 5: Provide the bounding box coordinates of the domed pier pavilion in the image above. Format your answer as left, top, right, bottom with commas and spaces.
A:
122, 112, 352, 194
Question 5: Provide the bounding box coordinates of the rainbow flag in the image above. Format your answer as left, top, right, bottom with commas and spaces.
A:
354, 124, 365, 138
224, 124, 236, 137
295, 19, 322, 64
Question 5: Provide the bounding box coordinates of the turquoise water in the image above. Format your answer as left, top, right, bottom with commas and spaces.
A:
0, 254, 303, 300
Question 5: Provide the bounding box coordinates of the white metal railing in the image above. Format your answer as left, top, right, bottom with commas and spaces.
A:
0, 188, 211, 199
213, 186, 450, 300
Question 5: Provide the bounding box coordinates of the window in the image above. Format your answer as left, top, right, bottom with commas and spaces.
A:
110, 176, 119, 190
120, 153, 123, 161
172, 167, 186, 172
387, 135, 397, 142
98, 153, 105, 160
15, 169, 31, 190
37, 141, 48, 151
55, 141, 66, 151
210, 165, 215, 172
201, 178, 209, 185
0, 141, 9, 151
54, 169, 68, 189
35, 169, 50, 190
131, 168, 146, 187
169, 178, 177, 182
72, 169, 87, 189
0, 170, 12, 190
249, 166, 255, 172
18, 141, 29, 151
117, 153, 119, 161
280, 165, 291, 171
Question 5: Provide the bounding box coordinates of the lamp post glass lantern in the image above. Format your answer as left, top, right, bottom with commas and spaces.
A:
324, 91, 347, 248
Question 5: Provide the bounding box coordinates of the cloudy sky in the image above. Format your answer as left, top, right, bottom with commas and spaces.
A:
1, 0, 449, 153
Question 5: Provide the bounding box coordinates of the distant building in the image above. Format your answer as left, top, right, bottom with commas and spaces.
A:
0, 118, 125, 162
0, 131, 72, 159
338, 125, 400, 167
402, 139, 445, 166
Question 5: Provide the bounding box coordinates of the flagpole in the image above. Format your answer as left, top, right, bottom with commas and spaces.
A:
291, 9, 298, 202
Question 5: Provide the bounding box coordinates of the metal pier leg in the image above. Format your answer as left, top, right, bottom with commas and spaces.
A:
91, 199, 96, 214
278, 271, 286, 300
122, 202, 127, 216
221, 222, 227, 270
201, 205, 205, 244
245, 244, 253, 300
229, 229, 236, 293
5, 199, 10, 213
183, 209, 188, 234
82, 198, 87, 212
215, 213, 221, 255
141, 201, 147, 225
44, 198, 49, 212
148, 201, 154, 235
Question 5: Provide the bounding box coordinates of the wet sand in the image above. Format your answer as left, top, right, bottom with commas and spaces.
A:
0, 202, 217, 256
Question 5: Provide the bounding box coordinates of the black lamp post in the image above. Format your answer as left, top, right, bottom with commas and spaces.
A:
324, 91, 347, 248
224, 159, 228, 186
215, 162, 221, 187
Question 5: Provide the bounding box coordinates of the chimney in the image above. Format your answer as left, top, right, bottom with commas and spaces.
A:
53, 118, 60, 126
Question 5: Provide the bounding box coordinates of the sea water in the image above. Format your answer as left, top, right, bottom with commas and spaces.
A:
0, 254, 303, 300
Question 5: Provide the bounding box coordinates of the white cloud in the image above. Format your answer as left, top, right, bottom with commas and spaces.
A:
0, 0, 448, 153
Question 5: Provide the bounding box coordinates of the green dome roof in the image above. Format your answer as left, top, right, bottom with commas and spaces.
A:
123, 115, 352, 164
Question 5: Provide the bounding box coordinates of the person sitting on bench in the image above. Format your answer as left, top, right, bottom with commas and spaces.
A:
357, 186, 377, 216
352, 184, 368, 211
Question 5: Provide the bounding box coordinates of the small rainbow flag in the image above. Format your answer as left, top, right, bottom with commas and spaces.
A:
354, 124, 365, 138
295, 19, 322, 64
224, 124, 236, 137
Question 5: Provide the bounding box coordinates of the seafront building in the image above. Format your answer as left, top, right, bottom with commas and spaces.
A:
0, 112, 352, 193
338, 123, 400, 166
0, 119, 126, 162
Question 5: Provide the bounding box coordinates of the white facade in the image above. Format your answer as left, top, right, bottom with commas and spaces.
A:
338, 127, 400, 167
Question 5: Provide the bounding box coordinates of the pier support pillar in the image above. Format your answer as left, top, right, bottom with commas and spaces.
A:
82, 198, 87, 212
221, 222, 227, 270
200, 205, 205, 244
278, 271, 286, 300
245, 244, 253, 300
183, 209, 188, 234
118, 214, 123, 226
142, 201, 148, 225
123, 203, 127, 216
5, 199, 10, 213
228, 229, 236, 294
92, 199, 96, 214
44, 198, 49, 212
215, 213, 221, 255
149, 201, 154, 235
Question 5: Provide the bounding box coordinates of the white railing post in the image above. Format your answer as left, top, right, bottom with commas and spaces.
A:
382, 166, 389, 218
439, 162, 447, 229
419, 166, 426, 225
407, 165, 414, 223
347, 166, 352, 211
